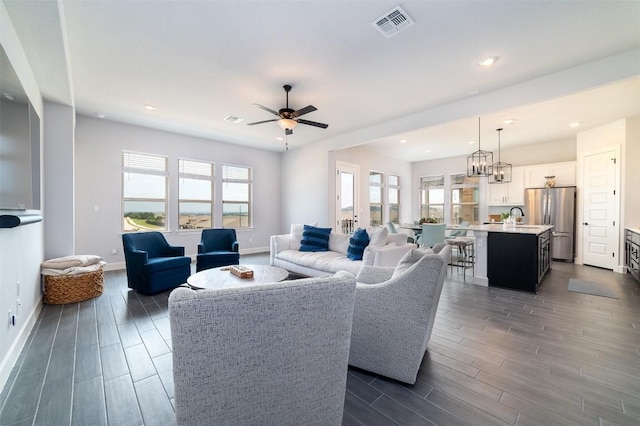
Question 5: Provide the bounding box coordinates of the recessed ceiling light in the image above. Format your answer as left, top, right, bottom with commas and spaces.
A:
478, 56, 499, 67
2, 92, 14, 101
400, 139, 407, 144
144, 104, 156, 111
276, 137, 283, 141
425, 150, 431, 153
96, 113, 106, 119
468, 140, 476, 145
569, 121, 582, 128
503, 119, 516, 125
469, 90, 481, 96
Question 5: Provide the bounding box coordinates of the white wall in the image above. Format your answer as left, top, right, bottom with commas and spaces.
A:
0, 2, 45, 391
74, 116, 282, 267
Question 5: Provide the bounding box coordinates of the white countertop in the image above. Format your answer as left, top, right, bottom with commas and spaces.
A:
470, 224, 554, 235
625, 227, 640, 234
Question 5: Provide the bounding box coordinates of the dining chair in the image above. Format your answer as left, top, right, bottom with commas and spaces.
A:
416, 223, 446, 248
446, 221, 470, 239
387, 222, 415, 244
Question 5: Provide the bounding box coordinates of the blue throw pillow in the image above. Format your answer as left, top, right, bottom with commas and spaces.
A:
299, 225, 332, 252
347, 228, 370, 260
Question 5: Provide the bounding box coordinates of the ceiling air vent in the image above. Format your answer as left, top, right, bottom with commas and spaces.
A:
372, 6, 414, 38
224, 115, 244, 124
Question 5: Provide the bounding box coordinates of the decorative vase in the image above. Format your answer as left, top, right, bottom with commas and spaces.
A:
544, 176, 556, 188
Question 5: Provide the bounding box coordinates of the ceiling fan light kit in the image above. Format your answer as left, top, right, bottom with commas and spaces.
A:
246, 84, 328, 147
277, 118, 297, 131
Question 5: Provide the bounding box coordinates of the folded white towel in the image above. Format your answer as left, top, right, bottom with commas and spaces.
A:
41, 255, 104, 270
41, 261, 106, 276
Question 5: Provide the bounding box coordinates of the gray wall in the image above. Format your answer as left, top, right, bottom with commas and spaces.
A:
0, 2, 44, 390
74, 116, 282, 268
43, 101, 75, 259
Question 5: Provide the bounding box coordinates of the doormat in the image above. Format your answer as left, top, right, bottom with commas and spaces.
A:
567, 278, 618, 299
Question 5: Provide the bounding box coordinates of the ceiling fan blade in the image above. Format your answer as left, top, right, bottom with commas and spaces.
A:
292, 105, 317, 117
246, 119, 278, 126
297, 118, 329, 129
285, 128, 293, 136
251, 103, 280, 116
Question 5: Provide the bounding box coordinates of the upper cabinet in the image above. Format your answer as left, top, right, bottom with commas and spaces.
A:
523, 161, 576, 188
488, 166, 525, 206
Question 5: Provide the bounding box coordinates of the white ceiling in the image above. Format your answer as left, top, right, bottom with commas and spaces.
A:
3, 0, 640, 161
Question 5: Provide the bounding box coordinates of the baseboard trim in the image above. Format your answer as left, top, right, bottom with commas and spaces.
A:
0, 296, 43, 393
104, 247, 269, 271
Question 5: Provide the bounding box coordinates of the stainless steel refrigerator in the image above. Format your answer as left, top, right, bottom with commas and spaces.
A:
524, 186, 576, 261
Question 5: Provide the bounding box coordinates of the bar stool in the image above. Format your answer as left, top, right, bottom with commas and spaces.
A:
445, 237, 475, 280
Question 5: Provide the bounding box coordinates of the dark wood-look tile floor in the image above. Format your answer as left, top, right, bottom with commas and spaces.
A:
1, 256, 639, 425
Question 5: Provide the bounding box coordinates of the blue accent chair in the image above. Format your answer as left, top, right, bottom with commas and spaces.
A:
196, 228, 240, 272
122, 232, 191, 295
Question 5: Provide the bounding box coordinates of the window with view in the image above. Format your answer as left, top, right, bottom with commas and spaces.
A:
388, 174, 400, 224
122, 151, 168, 232
179, 159, 213, 230
451, 173, 479, 224
369, 171, 383, 227
420, 175, 444, 222
222, 164, 251, 228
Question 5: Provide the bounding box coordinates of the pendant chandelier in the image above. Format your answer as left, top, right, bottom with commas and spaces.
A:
466, 117, 493, 177
489, 128, 512, 184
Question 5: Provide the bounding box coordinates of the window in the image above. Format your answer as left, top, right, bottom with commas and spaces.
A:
222, 164, 251, 228
179, 159, 213, 230
369, 171, 383, 227
122, 151, 168, 232
388, 174, 400, 224
451, 173, 479, 224
420, 175, 444, 222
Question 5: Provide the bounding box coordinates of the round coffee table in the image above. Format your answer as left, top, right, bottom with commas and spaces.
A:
186, 264, 289, 290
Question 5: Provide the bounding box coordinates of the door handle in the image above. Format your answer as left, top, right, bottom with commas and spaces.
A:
583, 222, 589, 225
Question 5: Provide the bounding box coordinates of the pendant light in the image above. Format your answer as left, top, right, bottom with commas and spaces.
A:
466, 117, 493, 177
489, 128, 512, 184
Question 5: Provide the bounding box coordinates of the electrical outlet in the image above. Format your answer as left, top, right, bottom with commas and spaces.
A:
112, 248, 117, 255
249, 238, 253, 244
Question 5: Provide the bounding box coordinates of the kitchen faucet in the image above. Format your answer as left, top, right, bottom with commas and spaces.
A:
510, 206, 525, 217
509, 206, 525, 223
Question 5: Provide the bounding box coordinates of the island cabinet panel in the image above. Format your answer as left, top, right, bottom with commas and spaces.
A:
488, 230, 550, 292
625, 229, 640, 282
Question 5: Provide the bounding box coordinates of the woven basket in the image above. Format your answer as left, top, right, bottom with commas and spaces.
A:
43, 267, 104, 304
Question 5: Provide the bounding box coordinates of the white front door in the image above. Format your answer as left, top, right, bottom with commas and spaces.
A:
336, 162, 359, 234
582, 149, 618, 269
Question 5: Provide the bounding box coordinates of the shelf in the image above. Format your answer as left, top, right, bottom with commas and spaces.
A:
0, 210, 43, 228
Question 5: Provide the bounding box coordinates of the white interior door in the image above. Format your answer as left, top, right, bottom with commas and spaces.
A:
336, 162, 359, 234
582, 149, 617, 269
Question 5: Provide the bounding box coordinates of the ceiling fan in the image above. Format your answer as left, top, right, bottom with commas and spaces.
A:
246, 84, 329, 135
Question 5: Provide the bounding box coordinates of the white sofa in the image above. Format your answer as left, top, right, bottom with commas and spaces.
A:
270, 225, 417, 277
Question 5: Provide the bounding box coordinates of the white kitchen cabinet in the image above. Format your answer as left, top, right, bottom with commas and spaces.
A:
524, 161, 576, 188
488, 166, 525, 205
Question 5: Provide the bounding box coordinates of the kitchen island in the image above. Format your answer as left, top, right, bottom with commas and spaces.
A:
467, 224, 554, 292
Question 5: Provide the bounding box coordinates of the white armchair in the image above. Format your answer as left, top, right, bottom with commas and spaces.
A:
349, 246, 450, 384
